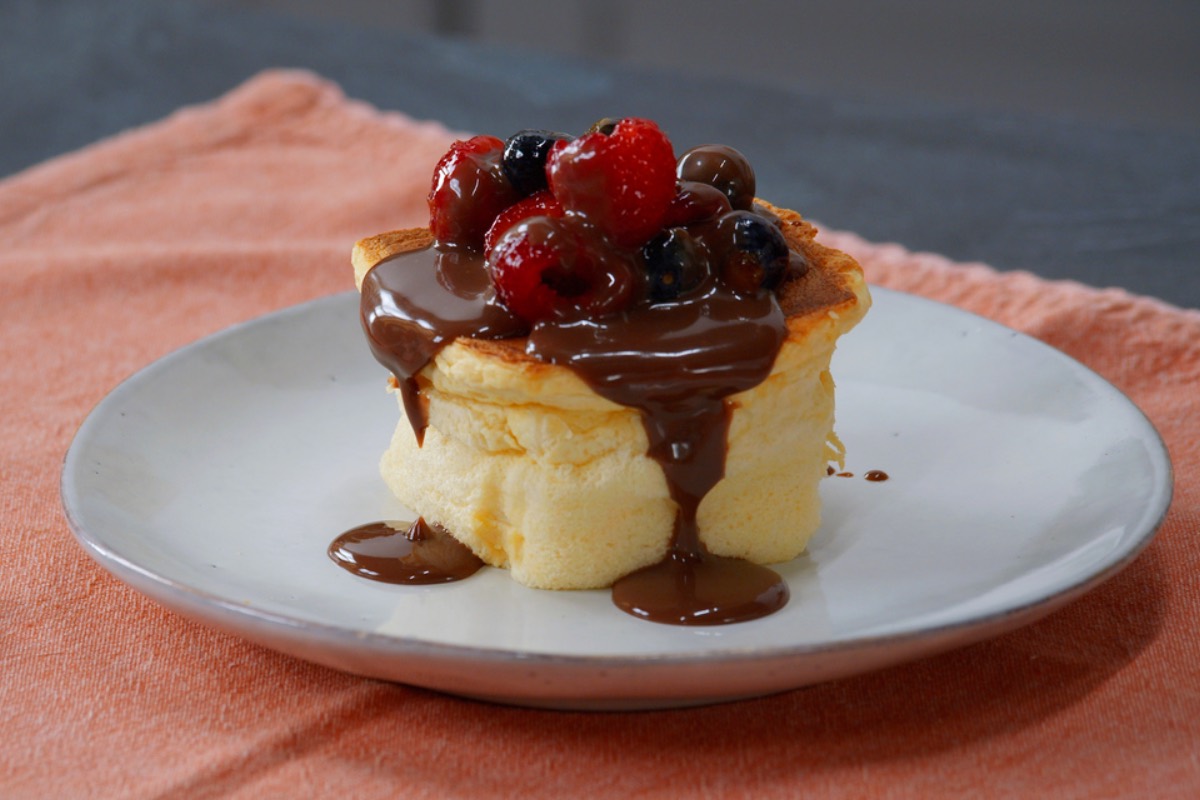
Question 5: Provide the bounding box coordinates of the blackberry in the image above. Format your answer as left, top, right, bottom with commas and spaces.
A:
714, 211, 789, 294
502, 129, 573, 197
641, 228, 709, 302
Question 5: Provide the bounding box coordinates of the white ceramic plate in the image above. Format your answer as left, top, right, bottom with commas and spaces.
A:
61, 288, 1172, 710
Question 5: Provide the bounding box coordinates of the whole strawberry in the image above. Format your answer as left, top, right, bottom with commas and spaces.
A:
546, 118, 677, 248
488, 216, 637, 324
428, 135, 520, 251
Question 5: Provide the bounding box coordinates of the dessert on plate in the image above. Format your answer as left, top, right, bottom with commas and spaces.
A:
347, 118, 869, 624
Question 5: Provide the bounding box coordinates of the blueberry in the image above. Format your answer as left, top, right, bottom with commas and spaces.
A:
676, 145, 757, 211
641, 228, 709, 301
502, 130, 573, 197
714, 211, 789, 294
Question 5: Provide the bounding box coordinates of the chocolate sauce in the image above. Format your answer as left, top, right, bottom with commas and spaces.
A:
528, 290, 790, 624
830, 468, 889, 480
360, 244, 793, 624
360, 245, 527, 444
328, 518, 483, 584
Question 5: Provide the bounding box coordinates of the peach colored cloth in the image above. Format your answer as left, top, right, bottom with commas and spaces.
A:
2, 70, 1198, 798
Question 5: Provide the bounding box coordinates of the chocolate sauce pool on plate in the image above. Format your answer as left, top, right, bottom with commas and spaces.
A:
359, 243, 792, 624
329, 519, 484, 584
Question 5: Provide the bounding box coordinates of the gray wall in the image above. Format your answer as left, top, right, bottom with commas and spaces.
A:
217, 0, 1199, 130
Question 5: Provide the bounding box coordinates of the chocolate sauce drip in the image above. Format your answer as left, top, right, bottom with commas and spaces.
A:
328, 518, 484, 584
528, 291, 790, 624
864, 470, 889, 482
360, 246, 792, 624
360, 246, 527, 443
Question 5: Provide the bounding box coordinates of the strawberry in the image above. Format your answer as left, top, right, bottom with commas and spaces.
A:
483, 190, 564, 253
487, 216, 637, 324
546, 118, 677, 248
428, 136, 520, 251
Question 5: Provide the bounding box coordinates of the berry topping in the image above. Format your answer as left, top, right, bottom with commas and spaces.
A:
676, 145, 757, 211
641, 228, 711, 302
488, 216, 637, 324
426, 121, 801, 321
663, 180, 733, 228
429, 136, 521, 251
712, 211, 790, 294
547, 118, 677, 248
484, 189, 564, 253
502, 129, 573, 197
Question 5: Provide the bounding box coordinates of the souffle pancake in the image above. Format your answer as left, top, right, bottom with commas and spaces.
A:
348, 119, 869, 624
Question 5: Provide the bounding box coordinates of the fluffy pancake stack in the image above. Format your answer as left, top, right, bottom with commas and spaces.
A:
353, 202, 869, 589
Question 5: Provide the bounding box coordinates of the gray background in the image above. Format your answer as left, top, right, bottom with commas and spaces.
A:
3, 0, 1198, 307
222, 0, 1200, 131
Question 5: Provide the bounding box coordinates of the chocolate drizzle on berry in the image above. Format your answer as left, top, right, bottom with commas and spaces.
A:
357, 119, 850, 625
427, 136, 520, 251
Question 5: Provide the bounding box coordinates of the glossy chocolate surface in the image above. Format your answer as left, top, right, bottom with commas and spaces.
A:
329, 518, 484, 584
